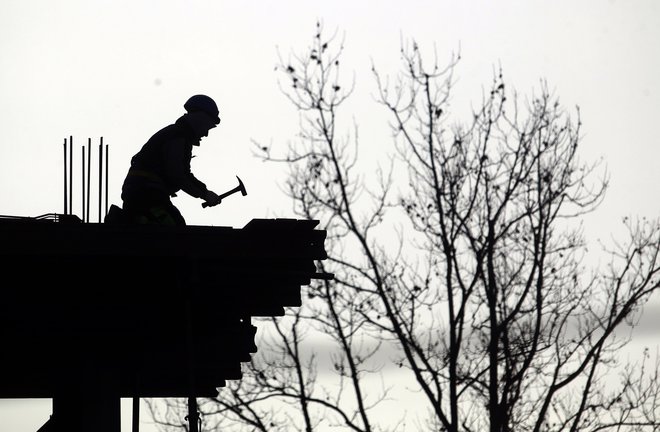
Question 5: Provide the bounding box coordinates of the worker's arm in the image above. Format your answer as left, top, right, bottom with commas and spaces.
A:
162, 138, 209, 199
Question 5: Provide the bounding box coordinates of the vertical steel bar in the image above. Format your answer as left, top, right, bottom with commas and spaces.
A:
69, 135, 73, 215
132, 397, 140, 432
63, 138, 67, 214
105, 142, 109, 217
87, 138, 92, 223
187, 398, 199, 432
186, 263, 200, 432
82, 145, 86, 222
99, 137, 103, 223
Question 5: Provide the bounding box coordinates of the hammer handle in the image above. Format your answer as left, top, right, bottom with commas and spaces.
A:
201, 188, 239, 208
218, 188, 238, 200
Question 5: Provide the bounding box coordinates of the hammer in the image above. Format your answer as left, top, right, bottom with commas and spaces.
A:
202, 175, 247, 208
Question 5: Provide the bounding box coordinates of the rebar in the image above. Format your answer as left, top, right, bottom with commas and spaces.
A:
63, 138, 67, 215
105, 142, 109, 218
87, 138, 91, 223
69, 136, 73, 215
82, 145, 86, 222
98, 137, 103, 223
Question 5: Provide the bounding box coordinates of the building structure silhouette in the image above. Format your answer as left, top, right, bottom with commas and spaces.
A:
0, 214, 331, 432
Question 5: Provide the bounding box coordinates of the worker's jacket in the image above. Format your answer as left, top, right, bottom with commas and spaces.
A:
121, 115, 208, 202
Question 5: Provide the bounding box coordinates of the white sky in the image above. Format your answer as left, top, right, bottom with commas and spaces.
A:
1, 1, 659, 431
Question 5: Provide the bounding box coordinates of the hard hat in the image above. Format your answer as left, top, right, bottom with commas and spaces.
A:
184, 94, 220, 125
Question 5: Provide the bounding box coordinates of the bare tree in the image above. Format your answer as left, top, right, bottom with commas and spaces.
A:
369, 40, 660, 431
149, 22, 660, 432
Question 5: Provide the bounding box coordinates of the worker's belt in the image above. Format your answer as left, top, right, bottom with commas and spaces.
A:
127, 168, 164, 182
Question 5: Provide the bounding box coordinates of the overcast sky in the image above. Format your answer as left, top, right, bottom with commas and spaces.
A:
1, 1, 659, 431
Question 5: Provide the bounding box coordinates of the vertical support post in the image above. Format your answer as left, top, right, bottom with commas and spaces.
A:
82, 146, 86, 222
99, 137, 103, 223
69, 135, 73, 215
87, 138, 92, 223
184, 260, 200, 432
132, 397, 140, 432
105, 141, 109, 218
187, 397, 199, 432
63, 138, 68, 215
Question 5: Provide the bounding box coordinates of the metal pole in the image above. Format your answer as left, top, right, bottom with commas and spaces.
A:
132, 397, 140, 432
188, 398, 199, 432
82, 146, 86, 222
99, 137, 103, 223
87, 138, 91, 223
186, 261, 200, 432
69, 136, 73, 215
182, 259, 199, 432
63, 138, 67, 215
105, 142, 109, 217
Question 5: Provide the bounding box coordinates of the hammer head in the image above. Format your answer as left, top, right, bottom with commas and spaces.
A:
236, 176, 247, 196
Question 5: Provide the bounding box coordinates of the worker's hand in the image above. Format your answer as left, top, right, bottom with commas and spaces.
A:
202, 190, 221, 208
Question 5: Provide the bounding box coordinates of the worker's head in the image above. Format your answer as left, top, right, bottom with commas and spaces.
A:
183, 94, 220, 138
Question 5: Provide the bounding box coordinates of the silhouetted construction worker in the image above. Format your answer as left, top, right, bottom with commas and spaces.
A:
120, 94, 222, 225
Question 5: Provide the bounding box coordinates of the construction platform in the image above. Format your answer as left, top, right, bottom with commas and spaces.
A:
0, 214, 331, 431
